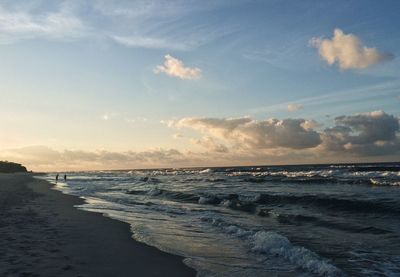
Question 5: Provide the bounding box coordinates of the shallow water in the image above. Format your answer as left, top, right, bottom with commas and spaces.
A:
41, 163, 400, 276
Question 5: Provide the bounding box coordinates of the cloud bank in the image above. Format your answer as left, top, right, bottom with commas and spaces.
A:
2, 112, 399, 171
0, 146, 189, 171
170, 110, 400, 158
175, 117, 322, 150
310, 28, 393, 70
154, 54, 202, 80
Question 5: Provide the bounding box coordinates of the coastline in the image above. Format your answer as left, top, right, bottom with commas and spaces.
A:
0, 173, 196, 277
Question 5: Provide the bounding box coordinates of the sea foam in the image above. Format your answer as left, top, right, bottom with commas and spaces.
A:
201, 216, 342, 276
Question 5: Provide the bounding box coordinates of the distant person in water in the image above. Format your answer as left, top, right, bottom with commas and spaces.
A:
56, 174, 59, 183
64, 174, 67, 181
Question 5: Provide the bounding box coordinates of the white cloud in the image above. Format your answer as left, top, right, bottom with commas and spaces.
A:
154, 54, 202, 80
0, 5, 86, 44
112, 36, 189, 51
310, 28, 393, 70
287, 103, 303, 112
0, 1, 235, 50
191, 136, 229, 153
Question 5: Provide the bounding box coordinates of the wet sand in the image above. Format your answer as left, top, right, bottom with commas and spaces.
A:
0, 173, 196, 277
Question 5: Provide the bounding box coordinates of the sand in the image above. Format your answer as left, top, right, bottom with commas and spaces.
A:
0, 173, 196, 277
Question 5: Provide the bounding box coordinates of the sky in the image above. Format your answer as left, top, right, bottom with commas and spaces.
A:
0, 0, 399, 171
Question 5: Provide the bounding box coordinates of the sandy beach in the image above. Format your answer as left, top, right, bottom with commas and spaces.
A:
0, 173, 196, 277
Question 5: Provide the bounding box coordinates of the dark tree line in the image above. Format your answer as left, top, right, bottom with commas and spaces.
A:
0, 161, 27, 173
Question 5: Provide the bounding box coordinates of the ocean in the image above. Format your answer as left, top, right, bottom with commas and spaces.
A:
41, 163, 400, 276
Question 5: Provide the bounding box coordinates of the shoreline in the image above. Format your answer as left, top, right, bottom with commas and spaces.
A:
0, 173, 196, 277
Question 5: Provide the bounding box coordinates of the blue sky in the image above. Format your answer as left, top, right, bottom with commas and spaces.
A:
0, 0, 399, 171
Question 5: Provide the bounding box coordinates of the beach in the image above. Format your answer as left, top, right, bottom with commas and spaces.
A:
36, 165, 400, 276
0, 173, 196, 277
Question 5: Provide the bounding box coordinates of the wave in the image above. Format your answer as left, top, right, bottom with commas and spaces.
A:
127, 188, 201, 203
262, 211, 391, 234
126, 188, 400, 215
228, 168, 400, 186
370, 178, 400, 186
348, 165, 400, 172
254, 193, 400, 214
201, 216, 342, 276
126, 187, 393, 234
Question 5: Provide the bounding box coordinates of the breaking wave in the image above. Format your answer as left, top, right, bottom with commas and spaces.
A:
201, 216, 342, 276
127, 188, 400, 215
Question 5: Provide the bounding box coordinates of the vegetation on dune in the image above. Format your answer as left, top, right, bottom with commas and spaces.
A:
0, 161, 27, 173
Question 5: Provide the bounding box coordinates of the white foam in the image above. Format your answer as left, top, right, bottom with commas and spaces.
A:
370, 178, 400, 186
251, 231, 341, 276
201, 216, 342, 276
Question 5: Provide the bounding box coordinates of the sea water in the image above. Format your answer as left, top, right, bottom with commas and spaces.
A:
41, 163, 400, 276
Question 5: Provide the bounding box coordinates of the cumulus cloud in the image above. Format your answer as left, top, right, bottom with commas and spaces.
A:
301, 120, 322, 130
191, 136, 229, 153
175, 117, 321, 150
3, 112, 399, 171
170, 111, 400, 158
287, 104, 303, 112
310, 28, 393, 70
321, 111, 400, 155
154, 54, 202, 80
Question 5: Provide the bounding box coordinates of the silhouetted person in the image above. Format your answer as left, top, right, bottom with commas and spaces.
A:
56, 174, 59, 183
64, 174, 67, 181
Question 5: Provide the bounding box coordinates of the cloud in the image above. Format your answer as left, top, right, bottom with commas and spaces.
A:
170, 111, 400, 157
3, 111, 399, 171
112, 36, 189, 51
154, 54, 202, 80
0, 146, 189, 171
321, 110, 400, 155
300, 120, 322, 130
2, 111, 399, 171
310, 28, 394, 70
0, 5, 86, 44
190, 136, 229, 153
287, 103, 303, 112
175, 117, 321, 149
0, 1, 236, 50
